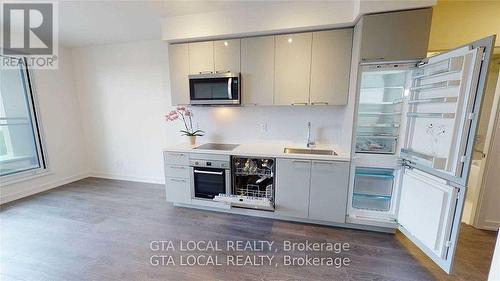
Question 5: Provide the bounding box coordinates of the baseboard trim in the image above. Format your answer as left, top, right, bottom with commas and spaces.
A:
89, 172, 164, 185
0, 173, 90, 205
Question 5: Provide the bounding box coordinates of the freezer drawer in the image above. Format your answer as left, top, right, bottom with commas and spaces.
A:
354, 168, 394, 196
352, 194, 391, 211
355, 136, 397, 154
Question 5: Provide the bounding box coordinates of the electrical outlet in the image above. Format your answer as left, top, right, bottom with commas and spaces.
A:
260, 123, 268, 133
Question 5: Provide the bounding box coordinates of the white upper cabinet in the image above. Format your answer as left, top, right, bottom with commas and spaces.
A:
214, 39, 240, 73
274, 33, 312, 106
310, 29, 353, 105
188, 41, 214, 74
168, 44, 190, 105
309, 161, 349, 223
241, 36, 275, 106
359, 8, 432, 61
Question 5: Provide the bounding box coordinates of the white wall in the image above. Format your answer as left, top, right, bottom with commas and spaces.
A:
162, 0, 435, 42
0, 47, 89, 204
72, 41, 182, 184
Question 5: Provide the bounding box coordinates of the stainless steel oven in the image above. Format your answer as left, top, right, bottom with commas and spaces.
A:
189, 72, 240, 105
190, 157, 231, 199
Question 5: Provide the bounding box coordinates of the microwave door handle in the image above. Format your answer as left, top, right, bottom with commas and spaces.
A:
194, 170, 224, 175
227, 78, 232, 99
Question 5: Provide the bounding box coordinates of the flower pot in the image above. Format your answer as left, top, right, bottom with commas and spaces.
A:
187, 135, 196, 146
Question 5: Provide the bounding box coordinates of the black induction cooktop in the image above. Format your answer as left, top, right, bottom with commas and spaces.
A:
194, 143, 240, 151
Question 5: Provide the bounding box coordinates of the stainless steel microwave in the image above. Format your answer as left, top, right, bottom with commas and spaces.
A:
188, 72, 240, 105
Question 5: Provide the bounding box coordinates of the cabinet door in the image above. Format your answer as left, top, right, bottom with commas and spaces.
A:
275, 159, 311, 218
214, 39, 240, 73
274, 33, 312, 105
360, 8, 432, 61
310, 29, 352, 105
168, 44, 190, 105
165, 177, 191, 204
309, 161, 349, 223
241, 36, 275, 105
188, 41, 214, 74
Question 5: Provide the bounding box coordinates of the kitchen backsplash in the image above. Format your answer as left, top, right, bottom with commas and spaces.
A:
190, 106, 354, 151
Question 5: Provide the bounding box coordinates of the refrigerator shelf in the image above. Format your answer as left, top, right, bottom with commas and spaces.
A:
406, 112, 456, 119
410, 80, 460, 92
413, 56, 464, 79
359, 99, 403, 105
358, 112, 402, 116
357, 123, 400, 128
360, 86, 404, 90
412, 70, 461, 80
355, 135, 397, 139
407, 96, 458, 104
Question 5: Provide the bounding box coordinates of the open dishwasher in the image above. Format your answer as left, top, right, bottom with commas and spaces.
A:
214, 156, 275, 211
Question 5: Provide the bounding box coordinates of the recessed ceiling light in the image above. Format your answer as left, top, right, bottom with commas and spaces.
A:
287, 38, 293, 43
224, 41, 228, 46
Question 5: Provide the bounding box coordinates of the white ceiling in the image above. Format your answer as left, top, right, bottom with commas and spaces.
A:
58, 0, 300, 47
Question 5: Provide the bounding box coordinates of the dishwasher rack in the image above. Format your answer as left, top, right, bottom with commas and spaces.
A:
231, 156, 276, 210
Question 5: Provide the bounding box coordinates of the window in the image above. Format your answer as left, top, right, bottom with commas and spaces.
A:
0, 56, 46, 179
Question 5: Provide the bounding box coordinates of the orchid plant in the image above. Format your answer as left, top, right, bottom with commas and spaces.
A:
165, 106, 204, 137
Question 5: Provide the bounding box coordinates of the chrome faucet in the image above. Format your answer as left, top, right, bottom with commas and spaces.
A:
307, 122, 315, 148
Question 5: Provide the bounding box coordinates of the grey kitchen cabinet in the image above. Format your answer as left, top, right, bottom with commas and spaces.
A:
274, 33, 312, 106
168, 43, 190, 105
241, 36, 275, 105
308, 161, 349, 223
359, 8, 432, 61
214, 39, 240, 73
188, 41, 214, 74
165, 177, 191, 204
164, 151, 191, 204
310, 29, 353, 105
275, 158, 311, 218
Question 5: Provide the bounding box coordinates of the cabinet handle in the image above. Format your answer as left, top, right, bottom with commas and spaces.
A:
215, 70, 230, 73
170, 178, 186, 183
311, 102, 329, 105
199, 71, 214, 74
292, 160, 310, 164
291, 103, 308, 106
169, 166, 186, 169
313, 161, 334, 166
168, 153, 185, 156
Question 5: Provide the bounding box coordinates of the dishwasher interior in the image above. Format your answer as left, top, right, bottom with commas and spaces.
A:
229, 156, 276, 210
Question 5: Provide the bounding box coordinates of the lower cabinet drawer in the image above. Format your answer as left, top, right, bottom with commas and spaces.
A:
164, 151, 189, 166
165, 164, 190, 179
165, 177, 191, 204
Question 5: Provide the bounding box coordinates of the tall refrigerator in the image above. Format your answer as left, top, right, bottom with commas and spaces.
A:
347, 36, 495, 273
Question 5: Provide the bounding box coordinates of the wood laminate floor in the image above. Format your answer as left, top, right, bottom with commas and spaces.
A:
0, 178, 497, 281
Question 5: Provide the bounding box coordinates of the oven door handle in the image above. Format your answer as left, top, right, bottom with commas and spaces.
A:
194, 170, 224, 175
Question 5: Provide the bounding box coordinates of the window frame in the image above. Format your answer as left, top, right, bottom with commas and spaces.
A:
0, 56, 49, 185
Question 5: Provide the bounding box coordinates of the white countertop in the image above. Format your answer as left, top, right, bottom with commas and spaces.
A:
164, 142, 351, 161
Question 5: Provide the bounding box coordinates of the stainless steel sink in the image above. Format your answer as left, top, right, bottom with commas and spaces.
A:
284, 147, 337, 156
